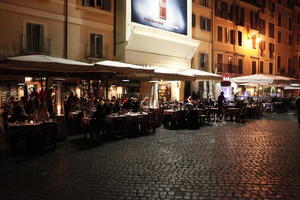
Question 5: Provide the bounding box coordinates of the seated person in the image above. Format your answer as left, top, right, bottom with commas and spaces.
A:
33, 103, 50, 122
140, 97, 150, 112
10, 103, 29, 122
92, 104, 107, 121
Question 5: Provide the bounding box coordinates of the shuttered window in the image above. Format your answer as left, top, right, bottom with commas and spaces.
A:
26, 23, 44, 53
90, 33, 103, 58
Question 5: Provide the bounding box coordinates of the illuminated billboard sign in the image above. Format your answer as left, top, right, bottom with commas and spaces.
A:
131, 0, 188, 35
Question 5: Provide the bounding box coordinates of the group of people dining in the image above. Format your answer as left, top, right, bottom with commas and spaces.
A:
2, 88, 53, 126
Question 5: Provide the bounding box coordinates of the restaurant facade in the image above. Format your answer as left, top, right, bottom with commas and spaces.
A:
0, 0, 114, 105
1, 0, 300, 106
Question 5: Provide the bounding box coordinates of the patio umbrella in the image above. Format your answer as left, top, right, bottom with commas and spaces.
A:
181, 69, 222, 81
94, 60, 154, 74
5, 55, 94, 73
231, 74, 298, 85
152, 66, 194, 81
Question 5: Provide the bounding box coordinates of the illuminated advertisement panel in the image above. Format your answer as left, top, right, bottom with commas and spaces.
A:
131, 0, 188, 35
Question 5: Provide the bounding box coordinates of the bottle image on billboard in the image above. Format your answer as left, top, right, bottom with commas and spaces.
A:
159, 0, 167, 20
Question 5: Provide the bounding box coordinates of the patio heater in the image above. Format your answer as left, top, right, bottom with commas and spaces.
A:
150, 81, 159, 109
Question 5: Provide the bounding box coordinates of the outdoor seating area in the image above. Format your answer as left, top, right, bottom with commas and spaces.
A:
161, 100, 265, 130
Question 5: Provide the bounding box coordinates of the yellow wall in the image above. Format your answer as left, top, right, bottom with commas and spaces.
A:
192, 1, 213, 72
0, 0, 114, 61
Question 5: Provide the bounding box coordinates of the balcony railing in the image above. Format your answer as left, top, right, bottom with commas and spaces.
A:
215, 64, 243, 74
20, 35, 51, 55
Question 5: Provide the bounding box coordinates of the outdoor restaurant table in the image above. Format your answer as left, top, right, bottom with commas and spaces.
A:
226, 107, 241, 121
246, 105, 263, 118
207, 107, 219, 122
8, 120, 57, 153
163, 109, 186, 129
108, 112, 149, 137
82, 112, 151, 138
68, 110, 83, 135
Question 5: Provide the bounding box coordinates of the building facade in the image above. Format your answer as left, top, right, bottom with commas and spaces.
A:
0, 0, 299, 103
0, 0, 114, 62
191, 0, 214, 99
210, 0, 300, 79
0, 0, 114, 103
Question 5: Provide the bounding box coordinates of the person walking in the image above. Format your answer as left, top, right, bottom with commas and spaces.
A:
296, 96, 300, 128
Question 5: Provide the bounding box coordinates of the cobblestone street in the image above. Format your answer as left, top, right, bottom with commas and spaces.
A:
0, 112, 300, 200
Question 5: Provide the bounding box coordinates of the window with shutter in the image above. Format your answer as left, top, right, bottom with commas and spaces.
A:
26, 23, 44, 53
230, 30, 235, 44
217, 26, 223, 42
90, 33, 103, 58
82, 0, 110, 11
288, 35, 293, 46
269, 63, 273, 74
277, 56, 281, 72
260, 61, 264, 74
252, 61, 257, 74
278, 31, 281, 43
269, 43, 274, 58
224, 28, 227, 43
199, 53, 208, 69
269, 23, 274, 38
238, 31, 242, 46
238, 59, 243, 74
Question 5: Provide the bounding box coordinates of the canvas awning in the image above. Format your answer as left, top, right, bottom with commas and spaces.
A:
181, 69, 222, 81
151, 67, 194, 81
231, 74, 298, 85
94, 60, 154, 74
284, 86, 300, 90
3, 55, 95, 73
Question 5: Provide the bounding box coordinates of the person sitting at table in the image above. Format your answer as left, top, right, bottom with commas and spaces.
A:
170, 99, 180, 110
160, 97, 169, 108
9, 103, 29, 123
235, 100, 244, 108
131, 98, 140, 112
140, 97, 150, 112
33, 103, 50, 122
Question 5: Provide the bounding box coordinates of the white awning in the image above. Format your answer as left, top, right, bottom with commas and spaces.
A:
3, 55, 95, 73
231, 74, 298, 85
181, 69, 222, 81
284, 86, 300, 90
94, 60, 154, 73
152, 66, 193, 80
8, 55, 93, 66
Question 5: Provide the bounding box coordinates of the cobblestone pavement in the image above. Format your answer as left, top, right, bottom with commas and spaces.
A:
0, 112, 300, 200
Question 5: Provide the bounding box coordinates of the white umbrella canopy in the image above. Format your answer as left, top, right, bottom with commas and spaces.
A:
181, 69, 222, 81
94, 60, 154, 73
8, 55, 93, 66
4, 55, 95, 73
231, 74, 297, 85
284, 86, 300, 90
151, 66, 194, 80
